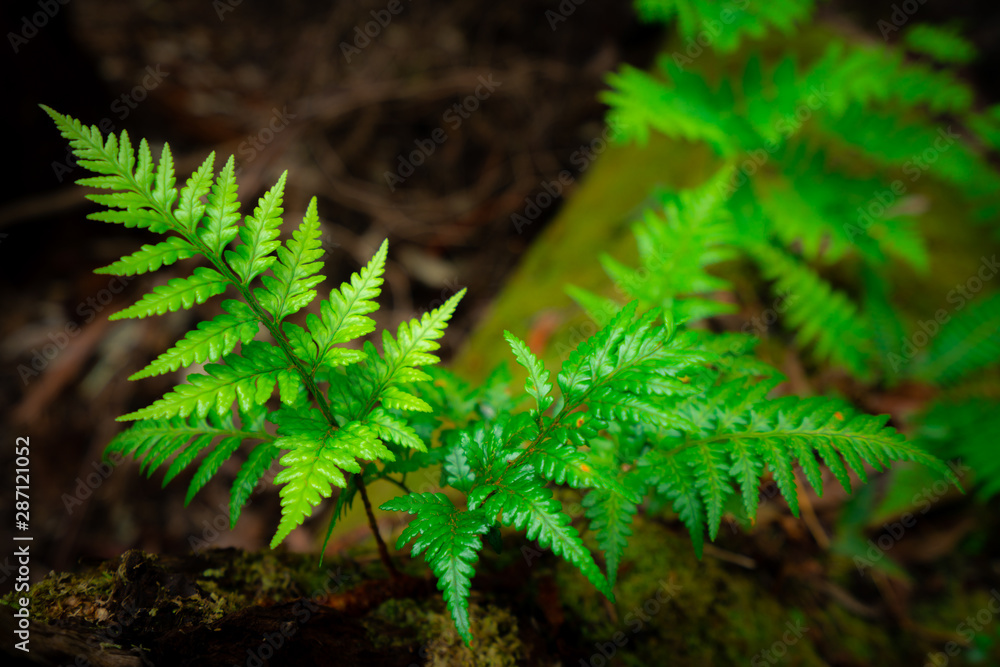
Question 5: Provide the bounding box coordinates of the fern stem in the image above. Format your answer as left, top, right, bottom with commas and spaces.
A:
386, 476, 412, 494
355, 473, 399, 578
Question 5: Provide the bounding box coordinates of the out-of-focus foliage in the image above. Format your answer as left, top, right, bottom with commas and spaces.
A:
632, 0, 814, 52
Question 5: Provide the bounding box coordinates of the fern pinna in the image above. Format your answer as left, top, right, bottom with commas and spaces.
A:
48, 106, 956, 645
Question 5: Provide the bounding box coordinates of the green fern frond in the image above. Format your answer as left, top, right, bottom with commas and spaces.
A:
272, 414, 388, 547
42, 107, 170, 234
911, 292, 1000, 386
750, 244, 873, 376
231, 441, 280, 527
227, 172, 287, 283
129, 299, 260, 380
359, 290, 466, 416
109, 267, 229, 321
602, 64, 739, 152
104, 405, 271, 507
94, 237, 197, 276
524, 442, 622, 493
808, 42, 974, 117
120, 341, 299, 421
503, 331, 554, 418
176, 153, 216, 232
755, 169, 864, 265
381, 493, 491, 645
184, 436, 243, 506
256, 197, 325, 322
199, 155, 241, 257
301, 239, 387, 371
583, 487, 638, 587
366, 407, 426, 452
471, 466, 614, 600
646, 378, 959, 550
633, 0, 814, 52
903, 24, 977, 65
642, 447, 708, 556
819, 106, 1000, 208
557, 302, 707, 420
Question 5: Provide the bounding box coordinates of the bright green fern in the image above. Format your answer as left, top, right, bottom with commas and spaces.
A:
43, 105, 464, 553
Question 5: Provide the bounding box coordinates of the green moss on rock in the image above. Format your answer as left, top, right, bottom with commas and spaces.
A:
364, 596, 524, 666
558, 517, 826, 666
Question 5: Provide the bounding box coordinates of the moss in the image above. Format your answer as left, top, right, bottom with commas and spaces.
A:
364, 596, 524, 666
3, 546, 531, 664
557, 517, 826, 666
2, 548, 358, 628
4, 569, 118, 625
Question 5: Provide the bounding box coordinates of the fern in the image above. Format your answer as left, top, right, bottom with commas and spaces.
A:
597, 40, 981, 377
382, 493, 490, 644
903, 24, 977, 65
633, 0, 814, 53
381, 300, 952, 637
45, 106, 462, 554
907, 293, 1000, 503
50, 103, 957, 647
568, 169, 740, 328
918, 399, 1000, 500
910, 292, 1000, 386
749, 243, 873, 377
653, 376, 955, 552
